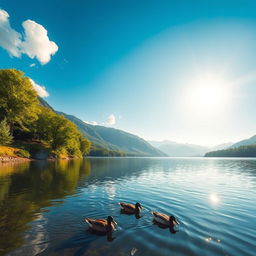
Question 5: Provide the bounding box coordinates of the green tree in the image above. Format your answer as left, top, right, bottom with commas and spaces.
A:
31, 107, 54, 142
32, 107, 91, 156
79, 136, 91, 155
0, 69, 39, 131
0, 119, 13, 145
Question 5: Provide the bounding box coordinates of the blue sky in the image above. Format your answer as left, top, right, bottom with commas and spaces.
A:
1, 0, 256, 146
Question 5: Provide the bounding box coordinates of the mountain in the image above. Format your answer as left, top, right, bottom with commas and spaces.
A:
38, 97, 54, 111
57, 112, 165, 156
210, 142, 233, 151
229, 135, 256, 148
205, 144, 256, 157
149, 140, 232, 157
149, 140, 209, 157
205, 135, 256, 157
38, 98, 165, 157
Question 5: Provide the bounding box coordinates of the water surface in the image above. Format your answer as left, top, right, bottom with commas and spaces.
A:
0, 157, 255, 256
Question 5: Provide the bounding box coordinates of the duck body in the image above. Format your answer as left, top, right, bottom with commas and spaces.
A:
152, 211, 179, 227
119, 202, 142, 214
85, 216, 117, 233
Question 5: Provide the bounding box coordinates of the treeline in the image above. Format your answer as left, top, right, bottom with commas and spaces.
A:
89, 146, 125, 156
0, 69, 91, 158
205, 144, 256, 157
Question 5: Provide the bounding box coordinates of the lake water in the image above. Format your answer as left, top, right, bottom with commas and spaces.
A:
0, 157, 255, 256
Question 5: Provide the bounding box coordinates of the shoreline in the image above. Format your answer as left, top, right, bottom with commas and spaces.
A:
0, 156, 31, 163
0, 155, 81, 163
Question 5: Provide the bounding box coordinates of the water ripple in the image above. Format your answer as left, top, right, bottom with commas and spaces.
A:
1, 157, 256, 256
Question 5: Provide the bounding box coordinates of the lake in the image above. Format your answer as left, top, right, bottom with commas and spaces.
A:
0, 157, 255, 256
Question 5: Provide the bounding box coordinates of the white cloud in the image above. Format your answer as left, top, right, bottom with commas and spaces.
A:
104, 114, 116, 126
30, 79, 49, 98
84, 114, 116, 126
0, 9, 21, 57
21, 20, 58, 64
30, 63, 36, 67
0, 9, 58, 64
83, 120, 98, 126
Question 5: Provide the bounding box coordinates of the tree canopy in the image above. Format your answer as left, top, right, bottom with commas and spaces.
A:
0, 69, 39, 131
32, 107, 91, 156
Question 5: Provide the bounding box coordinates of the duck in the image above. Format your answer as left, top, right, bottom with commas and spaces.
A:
119, 202, 142, 214
85, 216, 117, 233
151, 211, 179, 227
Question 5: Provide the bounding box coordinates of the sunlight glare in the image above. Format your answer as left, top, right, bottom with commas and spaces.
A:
209, 193, 220, 204
181, 73, 230, 117
205, 237, 212, 242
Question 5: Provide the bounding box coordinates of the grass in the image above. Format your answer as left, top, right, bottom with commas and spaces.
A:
1, 140, 80, 160
0, 146, 22, 157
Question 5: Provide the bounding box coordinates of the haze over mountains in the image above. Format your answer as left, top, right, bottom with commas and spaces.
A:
150, 135, 256, 157
149, 140, 233, 157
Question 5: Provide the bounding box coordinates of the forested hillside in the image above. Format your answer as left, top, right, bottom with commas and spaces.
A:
0, 69, 91, 159
58, 112, 166, 157
205, 144, 256, 157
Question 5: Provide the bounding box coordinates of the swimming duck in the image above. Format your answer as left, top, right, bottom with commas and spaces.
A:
151, 211, 179, 227
85, 216, 117, 233
119, 202, 142, 214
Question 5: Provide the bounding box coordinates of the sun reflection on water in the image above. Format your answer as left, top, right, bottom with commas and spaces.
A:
205, 237, 212, 242
209, 193, 220, 204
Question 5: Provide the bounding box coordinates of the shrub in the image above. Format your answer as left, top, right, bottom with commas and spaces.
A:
16, 149, 30, 158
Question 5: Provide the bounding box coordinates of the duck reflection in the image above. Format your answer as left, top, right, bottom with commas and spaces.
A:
152, 220, 178, 233
120, 209, 142, 219
86, 229, 116, 242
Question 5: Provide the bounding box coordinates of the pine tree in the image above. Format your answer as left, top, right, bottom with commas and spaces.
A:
0, 119, 13, 145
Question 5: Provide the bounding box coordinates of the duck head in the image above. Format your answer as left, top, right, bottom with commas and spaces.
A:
107, 216, 117, 228
135, 202, 142, 212
169, 215, 179, 226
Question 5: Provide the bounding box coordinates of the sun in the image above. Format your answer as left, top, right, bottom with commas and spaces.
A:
192, 82, 226, 109
182, 73, 229, 117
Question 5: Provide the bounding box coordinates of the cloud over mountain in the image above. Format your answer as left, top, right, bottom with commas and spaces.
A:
104, 114, 116, 126
83, 120, 98, 125
83, 114, 117, 127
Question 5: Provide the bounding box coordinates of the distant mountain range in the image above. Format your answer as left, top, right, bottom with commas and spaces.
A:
39, 98, 165, 157
150, 135, 256, 157
205, 135, 256, 157
229, 135, 256, 148
149, 140, 233, 157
